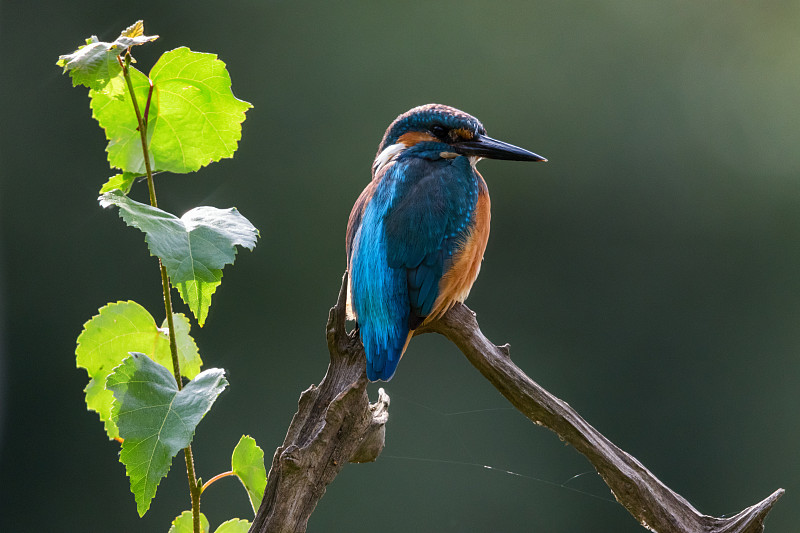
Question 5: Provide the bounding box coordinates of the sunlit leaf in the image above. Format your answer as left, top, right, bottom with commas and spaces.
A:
56, 20, 158, 91
99, 190, 258, 325
214, 519, 251, 533
168, 511, 249, 533
121, 20, 147, 39
146, 47, 253, 173
177, 276, 222, 327
168, 510, 209, 533
99, 173, 139, 195
108, 353, 227, 516
89, 66, 155, 172
76, 301, 203, 439
231, 435, 267, 514
88, 46, 251, 174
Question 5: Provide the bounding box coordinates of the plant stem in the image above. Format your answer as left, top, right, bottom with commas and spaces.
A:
120, 50, 202, 533
200, 471, 237, 493
158, 262, 183, 387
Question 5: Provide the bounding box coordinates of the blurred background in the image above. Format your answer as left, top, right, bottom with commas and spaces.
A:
2, 1, 800, 531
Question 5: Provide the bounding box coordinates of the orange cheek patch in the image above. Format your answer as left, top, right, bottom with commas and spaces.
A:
452, 128, 475, 141
398, 131, 437, 146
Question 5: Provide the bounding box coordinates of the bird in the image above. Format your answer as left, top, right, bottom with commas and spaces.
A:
346, 104, 546, 381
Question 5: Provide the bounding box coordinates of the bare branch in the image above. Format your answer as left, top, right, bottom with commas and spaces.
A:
250, 275, 783, 533
415, 303, 784, 533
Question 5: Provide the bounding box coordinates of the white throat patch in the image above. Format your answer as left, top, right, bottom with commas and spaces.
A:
372, 143, 406, 174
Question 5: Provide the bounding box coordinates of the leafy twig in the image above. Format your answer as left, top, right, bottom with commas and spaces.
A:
119, 48, 202, 533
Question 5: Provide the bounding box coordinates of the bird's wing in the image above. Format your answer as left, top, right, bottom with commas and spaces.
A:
382, 156, 478, 327
346, 179, 377, 270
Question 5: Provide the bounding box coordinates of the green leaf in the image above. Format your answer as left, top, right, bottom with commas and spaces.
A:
57, 20, 158, 91
89, 66, 155, 172
108, 353, 228, 516
88, 46, 251, 174
76, 301, 203, 439
177, 276, 222, 328
99, 190, 259, 326
146, 47, 253, 173
168, 510, 209, 533
99, 172, 139, 195
214, 519, 251, 533
231, 435, 267, 514
168, 513, 249, 533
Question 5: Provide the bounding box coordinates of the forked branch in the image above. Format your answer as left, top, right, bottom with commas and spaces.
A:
249, 274, 389, 533
250, 274, 783, 533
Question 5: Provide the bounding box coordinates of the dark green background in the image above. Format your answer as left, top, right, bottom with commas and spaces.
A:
2, 1, 799, 531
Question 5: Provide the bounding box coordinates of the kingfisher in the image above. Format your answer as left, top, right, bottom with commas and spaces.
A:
346, 104, 546, 381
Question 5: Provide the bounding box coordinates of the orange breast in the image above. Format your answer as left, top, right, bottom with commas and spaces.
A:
426, 191, 491, 322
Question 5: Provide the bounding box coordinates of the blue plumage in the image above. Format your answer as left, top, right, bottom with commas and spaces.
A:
350, 146, 478, 380
383, 149, 478, 317
347, 104, 545, 381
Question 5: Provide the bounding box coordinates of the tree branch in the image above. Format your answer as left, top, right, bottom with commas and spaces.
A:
249, 274, 389, 533
250, 274, 783, 532
414, 303, 784, 533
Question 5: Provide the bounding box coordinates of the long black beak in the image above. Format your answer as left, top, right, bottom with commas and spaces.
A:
454, 134, 547, 162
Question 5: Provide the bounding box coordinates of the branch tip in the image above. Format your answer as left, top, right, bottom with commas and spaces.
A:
716, 488, 784, 533
327, 272, 350, 349
413, 303, 784, 533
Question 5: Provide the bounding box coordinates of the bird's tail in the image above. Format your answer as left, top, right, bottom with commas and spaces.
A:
362, 325, 412, 381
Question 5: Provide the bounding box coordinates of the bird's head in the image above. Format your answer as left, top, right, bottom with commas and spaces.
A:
374, 103, 546, 173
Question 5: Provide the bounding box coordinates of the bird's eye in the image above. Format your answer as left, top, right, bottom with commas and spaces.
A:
430, 124, 447, 138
